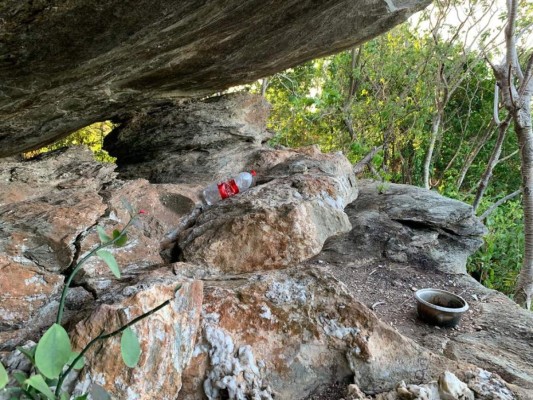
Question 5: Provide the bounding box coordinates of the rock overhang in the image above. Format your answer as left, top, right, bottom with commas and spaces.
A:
0, 0, 431, 157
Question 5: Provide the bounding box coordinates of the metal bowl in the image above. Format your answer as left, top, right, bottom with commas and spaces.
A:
414, 288, 469, 327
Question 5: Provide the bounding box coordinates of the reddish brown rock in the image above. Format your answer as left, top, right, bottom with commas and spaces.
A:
178, 147, 357, 274
180, 267, 467, 400
0, 256, 63, 349
0, 147, 114, 272
70, 270, 203, 399
75, 179, 203, 294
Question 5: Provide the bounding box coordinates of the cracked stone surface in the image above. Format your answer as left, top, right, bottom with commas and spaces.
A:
319, 180, 487, 274
0, 0, 430, 157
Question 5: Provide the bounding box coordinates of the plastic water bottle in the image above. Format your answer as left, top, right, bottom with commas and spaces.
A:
202, 171, 257, 205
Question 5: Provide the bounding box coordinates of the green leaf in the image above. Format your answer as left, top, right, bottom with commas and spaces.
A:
174, 284, 182, 293
112, 229, 128, 247
74, 394, 89, 400
0, 361, 8, 389
96, 250, 121, 279
68, 352, 85, 370
13, 371, 27, 386
35, 324, 72, 379
96, 226, 112, 244
25, 374, 55, 400
121, 327, 141, 368
16, 345, 36, 363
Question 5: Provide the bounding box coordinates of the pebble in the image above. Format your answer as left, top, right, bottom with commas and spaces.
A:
411, 286, 418, 291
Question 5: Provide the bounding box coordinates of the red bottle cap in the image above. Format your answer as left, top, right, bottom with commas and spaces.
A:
250, 170, 257, 176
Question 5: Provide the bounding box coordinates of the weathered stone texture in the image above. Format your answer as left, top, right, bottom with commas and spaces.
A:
70, 271, 203, 400
320, 180, 487, 274
177, 146, 358, 274
179, 266, 471, 399
104, 93, 272, 184
0, 0, 430, 157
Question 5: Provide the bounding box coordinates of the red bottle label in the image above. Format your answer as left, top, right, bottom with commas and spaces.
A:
228, 179, 239, 195
217, 180, 239, 200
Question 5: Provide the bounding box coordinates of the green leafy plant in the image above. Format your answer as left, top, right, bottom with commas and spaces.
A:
0, 201, 176, 399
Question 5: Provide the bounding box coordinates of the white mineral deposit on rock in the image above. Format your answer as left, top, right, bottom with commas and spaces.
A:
259, 305, 273, 320
202, 313, 273, 400
265, 279, 307, 305
319, 315, 360, 339
438, 371, 474, 400
467, 369, 516, 400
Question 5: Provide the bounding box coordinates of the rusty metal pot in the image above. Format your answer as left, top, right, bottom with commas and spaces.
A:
414, 288, 469, 327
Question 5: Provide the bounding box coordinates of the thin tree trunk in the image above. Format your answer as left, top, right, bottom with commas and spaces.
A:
342, 46, 363, 141
491, 0, 533, 308
261, 78, 269, 97
472, 114, 511, 212
456, 121, 495, 189
515, 121, 533, 309
353, 145, 383, 174
423, 111, 442, 189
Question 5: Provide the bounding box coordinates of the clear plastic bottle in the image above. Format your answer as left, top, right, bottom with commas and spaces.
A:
202, 170, 257, 205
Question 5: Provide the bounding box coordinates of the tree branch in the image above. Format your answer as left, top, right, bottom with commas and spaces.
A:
353, 145, 383, 174
480, 189, 522, 221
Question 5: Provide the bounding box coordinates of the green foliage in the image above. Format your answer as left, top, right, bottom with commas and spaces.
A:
0, 204, 174, 399
469, 198, 524, 295
0, 361, 8, 390
25, 374, 56, 400
23, 121, 116, 163
96, 249, 121, 279
35, 324, 72, 379
120, 328, 141, 368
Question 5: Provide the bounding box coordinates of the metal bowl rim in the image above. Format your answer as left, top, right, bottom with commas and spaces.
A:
414, 288, 469, 313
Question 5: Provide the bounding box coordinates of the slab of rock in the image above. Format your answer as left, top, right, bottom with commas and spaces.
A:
105, 93, 272, 184
70, 270, 203, 400
177, 147, 357, 274
179, 266, 476, 400
0, 147, 114, 272
320, 180, 487, 274
0, 256, 63, 350
74, 179, 203, 295
0, 0, 430, 157
444, 293, 533, 391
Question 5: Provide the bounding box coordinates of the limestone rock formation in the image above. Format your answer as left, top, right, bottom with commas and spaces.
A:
1, 95, 532, 400
0, 0, 431, 157
320, 180, 487, 274
179, 266, 458, 399
69, 271, 203, 399
105, 93, 272, 183
177, 146, 357, 274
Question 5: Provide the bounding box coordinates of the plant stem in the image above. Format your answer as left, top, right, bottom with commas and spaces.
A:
54, 299, 171, 398
56, 218, 136, 325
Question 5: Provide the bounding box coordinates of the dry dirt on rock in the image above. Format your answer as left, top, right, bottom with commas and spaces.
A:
302, 257, 491, 400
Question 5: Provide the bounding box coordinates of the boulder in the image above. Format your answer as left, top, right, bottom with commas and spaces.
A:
177, 146, 357, 274
0, 147, 113, 273
0, 0, 431, 157
74, 178, 203, 295
444, 296, 533, 391
320, 180, 487, 274
105, 93, 272, 184
179, 266, 476, 400
0, 146, 205, 350
0, 256, 63, 350
70, 270, 203, 400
